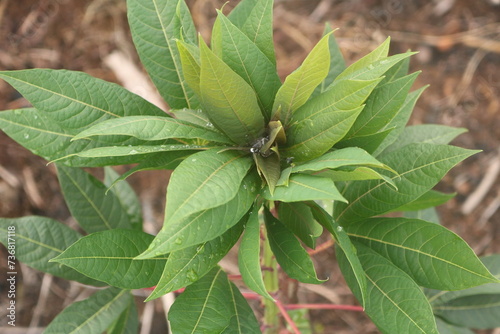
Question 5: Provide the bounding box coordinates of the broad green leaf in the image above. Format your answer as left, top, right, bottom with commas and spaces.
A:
278, 202, 323, 249
272, 33, 331, 125
238, 204, 274, 301
435, 318, 474, 334
380, 55, 411, 85
374, 86, 427, 156
72, 143, 208, 159
104, 167, 142, 231
44, 287, 131, 334
319, 166, 397, 189
73, 116, 233, 144
391, 190, 455, 212
176, 40, 201, 97
334, 143, 479, 224
404, 207, 441, 224
262, 174, 346, 203
264, 209, 325, 284
345, 218, 498, 290
339, 243, 438, 334
57, 165, 132, 233
0, 108, 144, 167
335, 37, 390, 81
308, 202, 367, 307
228, 0, 275, 64
285, 76, 381, 161
51, 229, 167, 289
334, 127, 393, 154
214, 12, 281, 116
343, 71, 420, 139
164, 149, 252, 228
284, 147, 396, 176
313, 23, 346, 96
199, 39, 264, 144
434, 294, 500, 329
254, 152, 281, 195
127, 0, 199, 109
147, 220, 245, 300
0, 216, 104, 286
171, 108, 214, 129
0, 69, 166, 128
137, 171, 259, 258
169, 266, 260, 334
107, 298, 139, 334
382, 125, 468, 155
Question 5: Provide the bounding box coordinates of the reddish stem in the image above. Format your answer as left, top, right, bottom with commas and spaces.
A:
285, 303, 364, 312
275, 299, 300, 334
307, 239, 334, 256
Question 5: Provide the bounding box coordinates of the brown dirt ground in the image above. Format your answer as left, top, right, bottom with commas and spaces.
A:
0, 0, 499, 333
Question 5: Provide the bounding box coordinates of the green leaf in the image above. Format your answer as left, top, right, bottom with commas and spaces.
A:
254, 152, 281, 195
313, 23, 346, 96
333, 143, 479, 225
435, 318, 474, 334
0, 216, 104, 286
171, 108, 214, 129
391, 190, 455, 212
51, 229, 167, 289
238, 204, 274, 301
285, 77, 380, 161
228, 0, 275, 65
138, 170, 259, 258
44, 287, 132, 334
404, 207, 441, 224
57, 165, 133, 233
199, 39, 265, 144
147, 220, 245, 300
107, 298, 139, 334
214, 12, 281, 116
284, 147, 396, 176
339, 243, 438, 334
0, 69, 166, 128
278, 202, 323, 249
374, 86, 427, 156
343, 71, 420, 139
73, 116, 233, 144
345, 218, 498, 290
262, 174, 347, 203
272, 33, 332, 125
104, 167, 142, 231
382, 125, 468, 155
176, 40, 202, 97
380, 55, 411, 85
127, 0, 199, 109
264, 209, 325, 284
334, 128, 393, 154
318, 166, 397, 189
169, 266, 260, 334
308, 202, 367, 307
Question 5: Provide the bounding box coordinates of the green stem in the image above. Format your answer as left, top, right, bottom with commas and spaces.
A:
262, 227, 279, 334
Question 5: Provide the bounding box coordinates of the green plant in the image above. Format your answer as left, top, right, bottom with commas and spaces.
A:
0, 0, 499, 333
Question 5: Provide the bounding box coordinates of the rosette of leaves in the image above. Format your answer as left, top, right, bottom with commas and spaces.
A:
0, 0, 498, 333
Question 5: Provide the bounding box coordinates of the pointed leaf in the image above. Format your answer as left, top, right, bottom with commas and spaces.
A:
380, 55, 410, 85
345, 218, 498, 290
0, 216, 104, 286
404, 207, 441, 224
334, 128, 393, 154
254, 153, 281, 194
73, 116, 233, 144
334, 144, 479, 224
127, 0, 199, 108
272, 33, 332, 125
44, 288, 132, 334
214, 12, 281, 116
73, 143, 208, 159
138, 171, 259, 258
262, 174, 346, 203
51, 229, 167, 289
107, 298, 139, 334
319, 166, 397, 188
104, 167, 143, 231
391, 190, 455, 212
278, 202, 323, 249
238, 204, 274, 300
147, 220, 245, 300
176, 40, 202, 97
264, 209, 325, 284
339, 243, 438, 334
435, 318, 474, 334
199, 39, 265, 144
170, 107, 215, 129
169, 266, 260, 334
57, 165, 133, 233
228, 0, 275, 64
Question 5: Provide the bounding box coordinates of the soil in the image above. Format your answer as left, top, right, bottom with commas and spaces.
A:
0, 0, 499, 333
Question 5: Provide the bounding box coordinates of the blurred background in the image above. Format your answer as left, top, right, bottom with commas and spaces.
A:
0, 0, 499, 333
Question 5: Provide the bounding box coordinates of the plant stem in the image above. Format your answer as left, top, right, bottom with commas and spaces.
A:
262, 227, 280, 334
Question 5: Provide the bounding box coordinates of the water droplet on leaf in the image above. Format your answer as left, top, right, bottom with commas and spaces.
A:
186, 269, 198, 282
